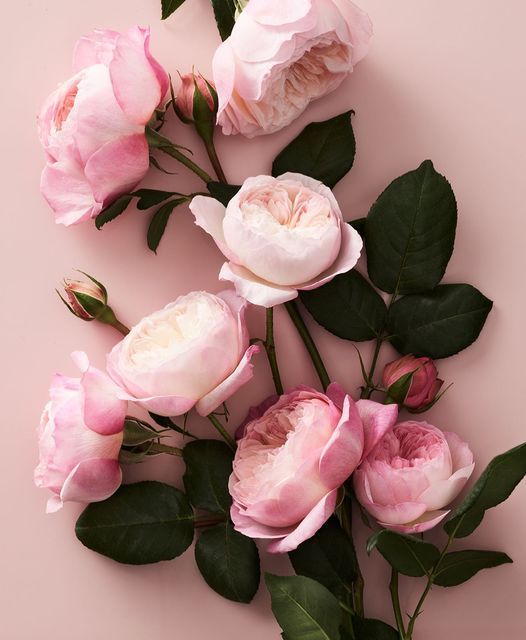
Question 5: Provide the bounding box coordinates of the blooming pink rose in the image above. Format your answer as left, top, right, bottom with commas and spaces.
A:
34, 352, 127, 513
230, 384, 398, 553
354, 421, 475, 534
213, 0, 372, 136
38, 27, 168, 226
107, 290, 260, 417
190, 173, 362, 307
382, 355, 443, 410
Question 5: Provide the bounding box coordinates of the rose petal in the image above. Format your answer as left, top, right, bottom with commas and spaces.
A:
380, 510, 450, 534
231, 500, 296, 539
356, 399, 398, 459
220, 262, 298, 307
189, 196, 239, 261
419, 462, 475, 511
60, 458, 122, 505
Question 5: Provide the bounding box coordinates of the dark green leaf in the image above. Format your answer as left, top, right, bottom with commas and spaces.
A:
353, 617, 399, 640
265, 574, 342, 640
300, 270, 387, 342
147, 198, 186, 253
132, 189, 179, 210
365, 160, 457, 294
183, 440, 234, 514
75, 482, 194, 564
349, 218, 366, 237
195, 521, 260, 603
367, 530, 440, 577
161, 0, 186, 20
445, 443, 526, 537
434, 550, 512, 587
207, 181, 241, 206
388, 284, 493, 358
272, 111, 355, 188
289, 517, 357, 599
95, 195, 133, 229
210, 0, 237, 40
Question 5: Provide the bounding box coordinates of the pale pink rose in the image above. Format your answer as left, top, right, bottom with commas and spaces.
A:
190, 173, 362, 307
38, 27, 168, 226
382, 355, 444, 410
34, 352, 127, 513
213, 0, 372, 137
354, 421, 475, 534
107, 290, 260, 417
230, 384, 398, 553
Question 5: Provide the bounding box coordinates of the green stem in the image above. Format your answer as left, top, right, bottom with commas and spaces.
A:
340, 494, 365, 618
148, 442, 183, 457
284, 301, 331, 391
204, 138, 228, 184
389, 570, 406, 639
98, 306, 130, 335
265, 308, 284, 395
207, 414, 236, 451
360, 336, 383, 399
146, 127, 213, 183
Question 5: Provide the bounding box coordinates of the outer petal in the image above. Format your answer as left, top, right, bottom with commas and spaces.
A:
231, 501, 296, 540
60, 458, 122, 505
73, 29, 120, 71
325, 382, 347, 409
356, 399, 398, 459
195, 345, 260, 416
212, 41, 236, 115
419, 463, 475, 511
444, 431, 475, 471
220, 262, 298, 307
189, 196, 239, 261
332, 0, 373, 64
381, 510, 450, 534
217, 288, 250, 350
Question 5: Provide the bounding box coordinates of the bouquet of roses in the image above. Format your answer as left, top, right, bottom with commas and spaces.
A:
34, 1, 526, 639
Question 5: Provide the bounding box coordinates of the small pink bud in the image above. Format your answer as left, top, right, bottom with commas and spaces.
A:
382, 354, 444, 410
175, 72, 217, 124
60, 272, 107, 321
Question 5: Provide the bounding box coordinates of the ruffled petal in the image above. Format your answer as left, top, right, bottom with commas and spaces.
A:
220, 262, 298, 307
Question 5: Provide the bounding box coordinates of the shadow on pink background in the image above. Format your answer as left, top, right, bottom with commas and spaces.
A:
2, 0, 525, 638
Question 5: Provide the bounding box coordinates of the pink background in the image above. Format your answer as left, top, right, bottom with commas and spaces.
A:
3, 0, 525, 637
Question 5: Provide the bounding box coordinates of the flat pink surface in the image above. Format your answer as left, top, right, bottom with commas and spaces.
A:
3, 0, 526, 638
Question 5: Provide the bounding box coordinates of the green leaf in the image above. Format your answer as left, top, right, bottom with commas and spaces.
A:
353, 618, 399, 640
289, 517, 357, 600
367, 530, 440, 577
387, 284, 493, 358
272, 111, 356, 188
75, 482, 194, 564
183, 440, 234, 514
365, 160, 457, 294
161, 0, 186, 20
265, 574, 342, 640
445, 443, 526, 538
300, 270, 387, 342
132, 189, 179, 210
207, 182, 241, 206
195, 521, 260, 603
434, 550, 512, 587
122, 418, 163, 446
147, 198, 186, 253
95, 195, 133, 229
210, 0, 237, 40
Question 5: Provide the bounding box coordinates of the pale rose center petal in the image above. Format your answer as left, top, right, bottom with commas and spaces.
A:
54, 85, 79, 131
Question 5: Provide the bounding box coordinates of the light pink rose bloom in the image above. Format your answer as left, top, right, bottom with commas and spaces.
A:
354, 421, 475, 534
230, 384, 398, 553
190, 173, 362, 307
38, 27, 168, 226
213, 0, 372, 137
383, 354, 444, 410
107, 290, 260, 417
34, 352, 127, 513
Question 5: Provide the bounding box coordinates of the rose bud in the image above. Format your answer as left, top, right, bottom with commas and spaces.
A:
60, 272, 107, 321
190, 173, 363, 307
175, 72, 217, 126
229, 384, 398, 553
354, 420, 475, 534
382, 355, 444, 410
34, 352, 127, 513
106, 290, 260, 417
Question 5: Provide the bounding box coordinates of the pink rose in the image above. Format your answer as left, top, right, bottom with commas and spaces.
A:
354, 421, 475, 533
213, 0, 372, 137
38, 27, 168, 226
107, 290, 260, 417
229, 384, 398, 553
175, 72, 216, 123
382, 355, 444, 410
34, 352, 127, 513
190, 174, 362, 307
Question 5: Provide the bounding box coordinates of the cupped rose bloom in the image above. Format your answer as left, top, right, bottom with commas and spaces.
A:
190, 173, 362, 307
354, 421, 475, 534
213, 0, 372, 136
383, 355, 443, 410
230, 384, 398, 553
38, 27, 168, 225
34, 352, 127, 513
107, 290, 260, 417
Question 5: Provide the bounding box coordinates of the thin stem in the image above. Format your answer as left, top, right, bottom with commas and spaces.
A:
389, 570, 407, 639
360, 336, 383, 399
146, 127, 213, 183
207, 414, 236, 451
265, 307, 284, 395
98, 306, 130, 335
204, 138, 228, 184
148, 442, 183, 457
284, 301, 331, 391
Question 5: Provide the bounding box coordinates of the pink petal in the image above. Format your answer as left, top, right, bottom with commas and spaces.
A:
246, 0, 312, 26
60, 458, 122, 505
220, 262, 298, 307
46, 495, 64, 514
212, 41, 236, 115
72, 29, 120, 71
356, 399, 398, 459
444, 431, 475, 471
325, 382, 347, 410
217, 289, 250, 349
381, 510, 450, 534
419, 463, 475, 511
189, 196, 239, 261
332, 0, 373, 64
79, 368, 127, 436
231, 501, 296, 539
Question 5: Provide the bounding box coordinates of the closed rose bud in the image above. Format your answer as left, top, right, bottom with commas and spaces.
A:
382, 354, 444, 410
176, 73, 216, 122
61, 273, 107, 321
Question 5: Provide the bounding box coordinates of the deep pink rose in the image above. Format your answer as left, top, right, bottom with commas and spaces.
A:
229, 384, 398, 553
190, 173, 362, 307
213, 0, 372, 136
34, 352, 127, 513
38, 27, 168, 226
107, 290, 260, 417
382, 355, 443, 410
354, 421, 475, 533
